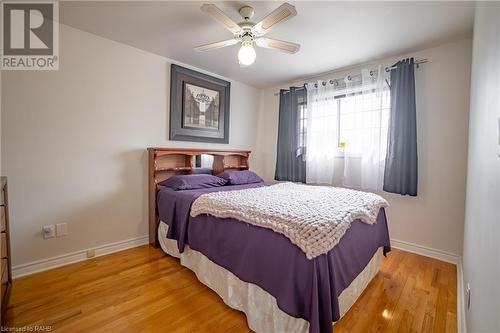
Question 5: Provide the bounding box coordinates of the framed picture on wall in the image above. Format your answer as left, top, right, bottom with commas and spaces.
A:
169, 64, 230, 143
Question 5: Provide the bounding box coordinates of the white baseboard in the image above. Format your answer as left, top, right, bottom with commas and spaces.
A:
12, 235, 149, 279
390, 238, 460, 264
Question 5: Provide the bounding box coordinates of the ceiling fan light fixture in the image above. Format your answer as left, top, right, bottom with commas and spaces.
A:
238, 41, 256, 67
196, 3, 299, 66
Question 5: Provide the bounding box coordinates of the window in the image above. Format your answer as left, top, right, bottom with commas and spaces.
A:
337, 90, 391, 149
299, 90, 390, 152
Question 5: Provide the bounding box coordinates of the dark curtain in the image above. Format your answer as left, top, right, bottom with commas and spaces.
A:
275, 87, 306, 182
383, 58, 418, 196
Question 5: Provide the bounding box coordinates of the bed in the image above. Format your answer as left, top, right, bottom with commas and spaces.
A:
148, 148, 391, 333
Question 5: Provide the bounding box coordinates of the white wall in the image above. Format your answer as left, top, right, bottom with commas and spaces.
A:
1, 24, 262, 266
462, 3, 500, 331
255, 38, 472, 256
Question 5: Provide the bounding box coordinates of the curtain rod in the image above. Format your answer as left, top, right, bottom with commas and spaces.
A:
274, 58, 428, 96
386, 58, 428, 71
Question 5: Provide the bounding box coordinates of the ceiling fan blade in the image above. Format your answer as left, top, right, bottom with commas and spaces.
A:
255, 38, 300, 54
253, 3, 297, 35
201, 4, 242, 35
194, 39, 239, 52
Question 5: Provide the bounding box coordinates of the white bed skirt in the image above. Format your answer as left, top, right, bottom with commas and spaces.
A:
158, 221, 382, 333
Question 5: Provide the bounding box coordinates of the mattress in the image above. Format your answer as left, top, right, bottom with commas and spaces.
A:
158, 221, 383, 333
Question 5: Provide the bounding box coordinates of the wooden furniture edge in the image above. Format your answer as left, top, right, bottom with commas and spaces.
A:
0, 177, 12, 326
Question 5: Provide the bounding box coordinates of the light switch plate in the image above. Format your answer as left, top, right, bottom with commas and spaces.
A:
43, 225, 55, 239
56, 223, 68, 237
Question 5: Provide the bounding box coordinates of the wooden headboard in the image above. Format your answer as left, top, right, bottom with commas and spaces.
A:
148, 147, 251, 247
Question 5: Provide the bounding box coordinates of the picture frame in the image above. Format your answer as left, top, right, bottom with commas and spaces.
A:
169, 64, 230, 143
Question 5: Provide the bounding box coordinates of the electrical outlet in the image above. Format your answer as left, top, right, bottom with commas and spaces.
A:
43, 225, 55, 239
86, 249, 95, 258
56, 223, 68, 237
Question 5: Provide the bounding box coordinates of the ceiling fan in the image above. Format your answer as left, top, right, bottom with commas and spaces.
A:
194, 3, 300, 66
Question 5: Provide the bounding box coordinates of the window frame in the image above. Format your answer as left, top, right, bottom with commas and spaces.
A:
335, 98, 343, 149
297, 100, 307, 156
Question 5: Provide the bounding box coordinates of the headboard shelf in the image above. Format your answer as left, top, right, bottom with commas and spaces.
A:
147, 147, 251, 246
155, 166, 192, 172
223, 164, 248, 169
152, 147, 250, 157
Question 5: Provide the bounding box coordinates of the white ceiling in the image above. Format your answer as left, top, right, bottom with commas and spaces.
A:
60, 1, 474, 88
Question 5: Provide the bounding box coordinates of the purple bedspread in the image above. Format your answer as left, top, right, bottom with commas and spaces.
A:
157, 183, 391, 333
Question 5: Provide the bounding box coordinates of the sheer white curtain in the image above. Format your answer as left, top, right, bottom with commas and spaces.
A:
305, 65, 390, 190
305, 82, 340, 184
342, 66, 390, 190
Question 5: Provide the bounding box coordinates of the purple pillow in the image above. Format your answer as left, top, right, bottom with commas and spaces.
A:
159, 174, 227, 191
217, 170, 263, 185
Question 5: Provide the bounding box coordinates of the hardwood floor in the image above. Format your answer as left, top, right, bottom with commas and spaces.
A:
4, 246, 457, 332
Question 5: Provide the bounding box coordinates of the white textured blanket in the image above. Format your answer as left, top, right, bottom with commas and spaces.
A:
190, 182, 388, 259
